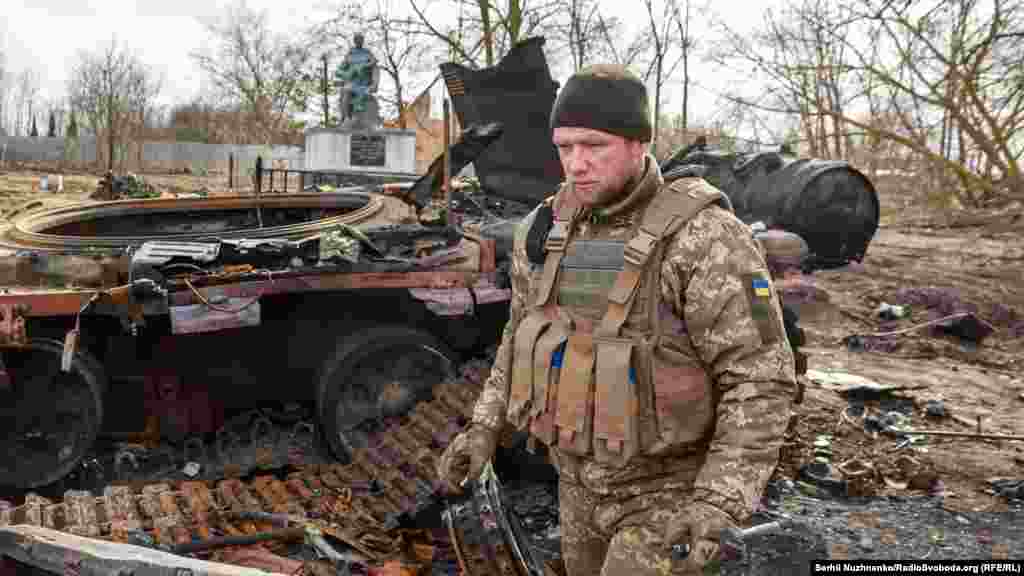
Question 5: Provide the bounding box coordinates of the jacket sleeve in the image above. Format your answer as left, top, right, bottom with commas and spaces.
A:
470, 208, 539, 431
660, 206, 797, 524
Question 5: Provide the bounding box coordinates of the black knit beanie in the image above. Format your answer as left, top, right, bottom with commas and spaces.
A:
550, 64, 652, 142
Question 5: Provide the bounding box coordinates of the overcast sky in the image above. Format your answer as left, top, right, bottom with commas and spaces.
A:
1, 0, 776, 131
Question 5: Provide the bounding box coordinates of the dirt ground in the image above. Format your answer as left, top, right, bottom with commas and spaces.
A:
0, 163, 253, 218
778, 173, 1024, 513
2, 163, 1023, 568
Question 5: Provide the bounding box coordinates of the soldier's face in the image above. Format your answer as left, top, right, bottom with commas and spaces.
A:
553, 127, 646, 207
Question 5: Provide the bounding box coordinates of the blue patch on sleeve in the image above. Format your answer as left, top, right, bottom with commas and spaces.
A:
752, 278, 770, 290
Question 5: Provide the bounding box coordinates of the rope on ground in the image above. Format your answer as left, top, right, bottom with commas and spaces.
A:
834, 312, 978, 345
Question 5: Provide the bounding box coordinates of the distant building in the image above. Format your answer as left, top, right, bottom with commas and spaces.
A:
383, 92, 454, 174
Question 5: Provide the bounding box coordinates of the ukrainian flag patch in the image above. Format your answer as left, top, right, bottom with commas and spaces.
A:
744, 271, 781, 344
753, 278, 771, 298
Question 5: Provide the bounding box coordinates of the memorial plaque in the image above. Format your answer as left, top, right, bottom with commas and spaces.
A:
350, 134, 386, 167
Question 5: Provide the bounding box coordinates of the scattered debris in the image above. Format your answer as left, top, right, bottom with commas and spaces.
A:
797, 462, 847, 498
878, 455, 938, 492
835, 459, 876, 497
444, 461, 547, 576
805, 369, 926, 399
880, 428, 1024, 442
924, 400, 946, 419
211, 547, 305, 574
890, 287, 1019, 338
932, 312, 995, 344
989, 478, 1024, 501
876, 303, 908, 320
842, 334, 902, 353
182, 461, 201, 478
92, 172, 160, 200
0, 375, 485, 574
812, 435, 833, 462
842, 311, 994, 351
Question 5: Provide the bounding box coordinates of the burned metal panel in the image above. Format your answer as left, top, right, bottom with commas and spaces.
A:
169, 298, 262, 335
409, 286, 513, 316
407, 122, 506, 209
0, 524, 288, 576
0, 291, 96, 318
166, 270, 497, 307
441, 37, 564, 208
0, 303, 27, 346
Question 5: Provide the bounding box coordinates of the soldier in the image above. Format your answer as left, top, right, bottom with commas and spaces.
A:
437, 64, 798, 575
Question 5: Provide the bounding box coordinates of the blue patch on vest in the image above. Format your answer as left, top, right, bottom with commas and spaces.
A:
551, 341, 566, 368
550, 341, 635, 383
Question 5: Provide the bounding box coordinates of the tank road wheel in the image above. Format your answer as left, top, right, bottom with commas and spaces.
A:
0, 339, 106, 489
317, 326, 455, 460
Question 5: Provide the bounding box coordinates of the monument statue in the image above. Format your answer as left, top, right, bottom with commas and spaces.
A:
335, 33, 382, 130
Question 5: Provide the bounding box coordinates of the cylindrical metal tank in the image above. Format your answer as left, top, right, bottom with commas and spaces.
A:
662, 149, 880, 269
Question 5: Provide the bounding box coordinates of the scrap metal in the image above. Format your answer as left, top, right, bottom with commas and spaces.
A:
1, 193, 387, 252
0, 303, 27, 346
444, 461, 546, 576
0, 372, 485, 568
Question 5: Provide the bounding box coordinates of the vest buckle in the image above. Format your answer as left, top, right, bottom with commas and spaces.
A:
624, 230, 658, 266
545, 220, 570, 253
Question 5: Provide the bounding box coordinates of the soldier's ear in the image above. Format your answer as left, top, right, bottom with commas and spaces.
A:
628, 139, 647, 160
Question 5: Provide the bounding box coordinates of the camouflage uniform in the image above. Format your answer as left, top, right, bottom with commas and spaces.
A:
469, 155, 797, 575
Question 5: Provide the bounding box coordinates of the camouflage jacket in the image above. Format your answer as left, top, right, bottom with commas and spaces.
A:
471, 156, 797, 523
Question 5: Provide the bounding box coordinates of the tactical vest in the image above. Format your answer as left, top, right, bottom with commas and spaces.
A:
507, 177, 733, 468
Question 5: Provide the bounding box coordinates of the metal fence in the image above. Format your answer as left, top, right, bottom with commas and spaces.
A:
0, 136, 304, 175
254, 157, 419, 195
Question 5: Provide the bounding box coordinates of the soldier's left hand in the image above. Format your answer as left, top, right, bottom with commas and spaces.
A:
664, 501, 737, 571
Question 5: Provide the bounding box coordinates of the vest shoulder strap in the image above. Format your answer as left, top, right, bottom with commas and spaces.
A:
619, 177, 731, 272
641, 177, 733, 241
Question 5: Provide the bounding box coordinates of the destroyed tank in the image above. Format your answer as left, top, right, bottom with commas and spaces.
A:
0, 184, 512, 492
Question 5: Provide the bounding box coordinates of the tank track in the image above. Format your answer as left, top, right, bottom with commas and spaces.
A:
0, 360, 492, 562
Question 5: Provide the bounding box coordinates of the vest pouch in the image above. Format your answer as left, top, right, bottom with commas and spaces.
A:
508, 311, 552, 429
529, 322, 569, 446
646, 344, 715, 455
592, 336, 642, 467
554, 333, 596, 456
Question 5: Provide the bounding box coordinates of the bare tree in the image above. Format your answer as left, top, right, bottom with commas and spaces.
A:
709, 0, 857, 159
844, 0, 1024, 204
536, 0, 646, 75
712, 0, 1024, 204
0, 50, 7, 136
191, 0, 312, 143
552, 0, 606, 71
67, 37, 161, 172
638, 0, 692, 157
672, 0, 694, 135
406, 0, 562, 68
13, 69, 40, 138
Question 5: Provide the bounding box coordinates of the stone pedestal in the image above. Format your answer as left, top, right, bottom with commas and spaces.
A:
304, 128, 417, 174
